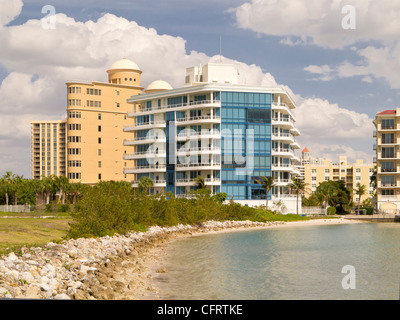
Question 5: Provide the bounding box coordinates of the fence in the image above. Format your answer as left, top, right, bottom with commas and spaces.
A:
0, 205, 31, 213
302, 206, 327, 215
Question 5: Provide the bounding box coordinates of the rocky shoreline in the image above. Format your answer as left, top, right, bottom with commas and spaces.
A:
0, 220, 279, 300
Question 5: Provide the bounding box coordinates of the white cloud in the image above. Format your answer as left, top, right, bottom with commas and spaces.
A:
0, 0, 23, 27
232, 0, 400, 49
294, 97, 375, 163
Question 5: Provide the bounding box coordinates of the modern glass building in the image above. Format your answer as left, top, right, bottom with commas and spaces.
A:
123, 63, 301, 212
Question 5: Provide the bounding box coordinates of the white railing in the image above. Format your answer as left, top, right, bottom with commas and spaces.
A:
176, 162, 221, 168
176, 178, 221, 183
176, 115, 220, 122
177, 129, 221, 138
123, 121, 166, 130
131, 99, 221, 114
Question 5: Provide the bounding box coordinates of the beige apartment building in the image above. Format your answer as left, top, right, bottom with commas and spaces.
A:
31, 58, 144, 184
30, 120, 67, 179
373, 109, 400, 213
303, 149, 374, 204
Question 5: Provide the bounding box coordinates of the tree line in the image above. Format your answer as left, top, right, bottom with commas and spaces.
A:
0, 172, 88, 207
302, 180, 371, 214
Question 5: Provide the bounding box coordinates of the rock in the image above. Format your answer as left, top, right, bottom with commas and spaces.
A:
156, 267, 168, 273
54, 293, 71, 300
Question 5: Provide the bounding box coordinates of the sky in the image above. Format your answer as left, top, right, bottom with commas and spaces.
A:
1, 0, 399, 178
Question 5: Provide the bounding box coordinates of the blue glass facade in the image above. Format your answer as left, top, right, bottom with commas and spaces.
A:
220, 91, 272, 200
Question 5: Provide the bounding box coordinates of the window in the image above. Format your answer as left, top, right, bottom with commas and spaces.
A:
68, 172, 81, 180
382, 175, 395, 186
382, 162, 395, 172
68, 87, 81, 94
98, 161, 102, 168
382, 119, 395, 129
68, 148, 81, 155
98, 149, 102, 156
87, 100, 101, 108
68, 160, 81, 167
68, 99, 81, 106
68, 111, 81, 118
68, 124, 81, 130
98, 113, 102, 120
382, 147, 395, 158
98, 137, 101, 144
67, 136, 81, 143
98, 125, 101, 132
382, 133, 395, 144
86, 88, 101, 96
325, 169, 330, 173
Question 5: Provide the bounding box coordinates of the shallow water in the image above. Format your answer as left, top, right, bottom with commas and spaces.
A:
154, 223, 400, 300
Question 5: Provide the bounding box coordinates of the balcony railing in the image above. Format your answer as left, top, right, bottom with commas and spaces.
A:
129, 99, 221, 115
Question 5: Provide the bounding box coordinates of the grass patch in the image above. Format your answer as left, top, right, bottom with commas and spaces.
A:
0, 217, 71, 256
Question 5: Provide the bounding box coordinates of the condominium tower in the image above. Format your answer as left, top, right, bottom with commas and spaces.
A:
30, 120, 67, 179
123, 63, 302, 211
373, 109, 400, 213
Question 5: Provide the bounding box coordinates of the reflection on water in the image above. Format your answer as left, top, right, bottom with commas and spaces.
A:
154, 223, 400, 300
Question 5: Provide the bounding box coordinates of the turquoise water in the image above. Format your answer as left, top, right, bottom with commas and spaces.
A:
155, 223, 400, 300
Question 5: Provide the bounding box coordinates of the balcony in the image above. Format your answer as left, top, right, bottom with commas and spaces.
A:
132, 180, 166, 187
272, 117, 295, 129
175, 162, 221, 171
176, 129, 221, 141
123, 164, 167, 174
123, 135, 166, 146
272, 132, 295, 143
128, 99, 221, 116
123, 121, 166, 132
272, 148, 295, 157
175, 115, 221, 126
176, 178, 221, 186
123, 151, 166, 160
176, 146, 221, 155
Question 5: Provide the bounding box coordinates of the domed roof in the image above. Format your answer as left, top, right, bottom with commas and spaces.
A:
145, 80, 173, 93
108, 58, 141, 72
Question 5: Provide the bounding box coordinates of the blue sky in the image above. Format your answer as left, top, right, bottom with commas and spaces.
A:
2, 0, 399, 177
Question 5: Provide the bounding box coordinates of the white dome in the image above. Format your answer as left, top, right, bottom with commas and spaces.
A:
108, 58, 141, 71
146, 80, 173, 92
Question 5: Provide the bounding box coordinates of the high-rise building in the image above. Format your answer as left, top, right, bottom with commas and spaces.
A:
123, 62, 302, 211
373, 109, 400, 213
30, 120, 67, 179
65, 58, 143, 184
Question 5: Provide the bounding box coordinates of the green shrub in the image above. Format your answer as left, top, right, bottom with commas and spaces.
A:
327, 207, 336, 215
66, 181, 310, 239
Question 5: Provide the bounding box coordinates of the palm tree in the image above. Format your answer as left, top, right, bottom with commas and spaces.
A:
138, 176, 154, 194
1, 171, 14, 205
288, 177, 308, 215
194, 175, 206, 190
256, 176, 275, 210
54, 175, 69, 204
354, 183, 367, 214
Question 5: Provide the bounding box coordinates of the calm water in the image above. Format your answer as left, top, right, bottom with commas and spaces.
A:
154, 223, 400, 300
